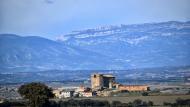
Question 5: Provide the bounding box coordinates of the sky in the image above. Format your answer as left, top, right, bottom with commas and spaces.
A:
0, 0, 190, 39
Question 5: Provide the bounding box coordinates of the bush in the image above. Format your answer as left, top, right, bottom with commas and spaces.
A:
58, 99, 110, 107
163, 98, 190, 106
147, 101, 154, 106
0, 101, 26, 107
142, 92, 149, 96
133, 99, 142, 106
111, 101, 122, 107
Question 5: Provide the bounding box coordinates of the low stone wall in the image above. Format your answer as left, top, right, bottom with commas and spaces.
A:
118, 85, 148, 91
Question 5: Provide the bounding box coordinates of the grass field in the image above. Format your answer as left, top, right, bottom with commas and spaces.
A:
65, 95, 190, 105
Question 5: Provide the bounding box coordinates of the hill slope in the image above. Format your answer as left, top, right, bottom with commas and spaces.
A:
0, 34, 118, 72
57, 21, 190, 69
0, 21, 190, 72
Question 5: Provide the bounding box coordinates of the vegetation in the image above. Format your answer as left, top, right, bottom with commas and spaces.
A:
18, 82, 54, 107
56, 99, 153, 107
110, 99, 153, 107
163, 98, 190, 107
0, 100, 26, 107
0, 99, 153, 107
1, 98, 190, 107
141, 92, 149, 96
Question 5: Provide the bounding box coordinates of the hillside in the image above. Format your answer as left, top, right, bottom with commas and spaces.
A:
0, 21, 190, 72
57, 21, 190, 69
0, 34, 116, 72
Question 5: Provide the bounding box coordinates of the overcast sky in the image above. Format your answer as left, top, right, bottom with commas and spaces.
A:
0, 0, 190, 39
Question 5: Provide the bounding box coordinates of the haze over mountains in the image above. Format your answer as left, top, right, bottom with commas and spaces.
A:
0, 21, 190, 72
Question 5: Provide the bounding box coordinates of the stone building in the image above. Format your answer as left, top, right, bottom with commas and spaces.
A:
79, 91, 93, 97
91, 73, 115, 89
91, 73, 149, 92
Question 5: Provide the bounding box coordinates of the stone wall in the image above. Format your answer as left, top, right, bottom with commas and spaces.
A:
118, 85, 148, 91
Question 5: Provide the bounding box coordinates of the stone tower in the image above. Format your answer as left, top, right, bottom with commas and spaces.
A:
91, 74, 103, 89
91, 73, 115, 89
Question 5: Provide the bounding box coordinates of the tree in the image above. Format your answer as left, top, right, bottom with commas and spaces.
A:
141, 92, 149, 96
133, 99, 142, 106
147, 101, 154, 106
111, 101, 122, 107
18, 82, 54, 107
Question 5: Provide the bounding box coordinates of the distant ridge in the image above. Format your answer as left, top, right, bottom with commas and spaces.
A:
0, 21, 190, 72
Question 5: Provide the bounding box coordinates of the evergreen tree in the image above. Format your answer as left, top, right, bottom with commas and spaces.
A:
18, 82, 54, 107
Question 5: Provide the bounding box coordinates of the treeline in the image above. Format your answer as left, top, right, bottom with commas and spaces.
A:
56, 99, 153, 107
163, 98, 190, 107
0, 99, 153, 107
1, 98, 190, 107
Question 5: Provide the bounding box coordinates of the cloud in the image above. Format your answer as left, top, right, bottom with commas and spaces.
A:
44, 0, 55, 4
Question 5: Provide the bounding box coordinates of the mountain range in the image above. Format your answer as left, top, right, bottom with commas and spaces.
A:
0, 21, 190, 72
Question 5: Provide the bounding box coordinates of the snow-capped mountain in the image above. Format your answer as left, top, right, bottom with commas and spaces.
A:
0, 21, 190, 72
57, 21, 190, 69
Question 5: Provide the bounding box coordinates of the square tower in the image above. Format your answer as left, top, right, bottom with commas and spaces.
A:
91, 74, 103, 89
91, 73, 115, 89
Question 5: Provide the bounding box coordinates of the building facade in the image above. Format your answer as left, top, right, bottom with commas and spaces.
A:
53, 90, 61, 98
60, 90, 74, 98
79, 92, 93, 97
